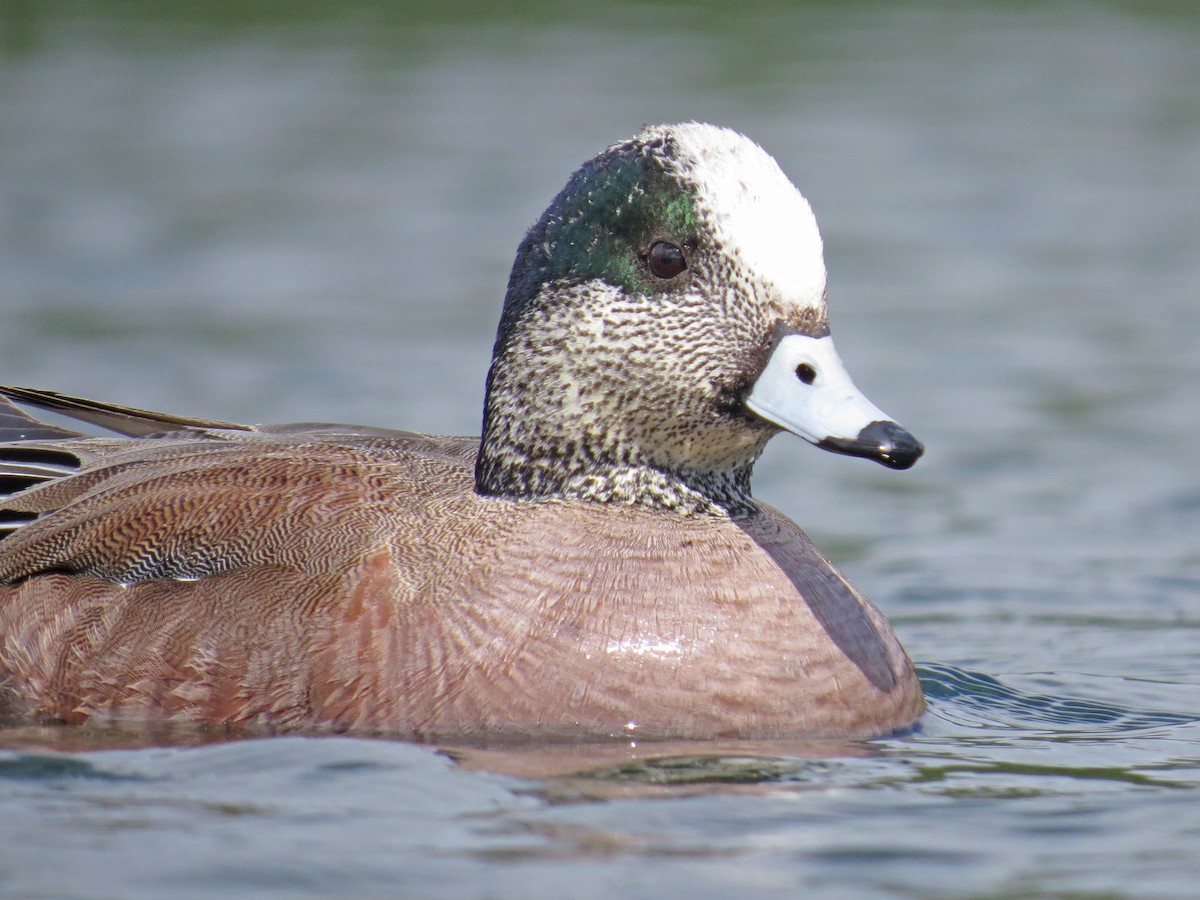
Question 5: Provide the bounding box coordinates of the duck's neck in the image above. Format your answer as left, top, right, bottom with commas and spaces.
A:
475, 275, 772, 517
475, 359, 765, 518
475, 439, 758, 517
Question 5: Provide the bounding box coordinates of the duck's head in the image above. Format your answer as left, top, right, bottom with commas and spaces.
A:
477, 122, 922, 515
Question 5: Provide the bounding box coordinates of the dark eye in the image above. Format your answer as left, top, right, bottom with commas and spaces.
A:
647, 241, 687, 279
795, 363, 817, 385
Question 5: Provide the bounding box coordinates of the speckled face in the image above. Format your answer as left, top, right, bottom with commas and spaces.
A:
477, 124, 855, 514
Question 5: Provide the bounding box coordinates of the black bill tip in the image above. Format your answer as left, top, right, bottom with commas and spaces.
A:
818, 420, 924, 470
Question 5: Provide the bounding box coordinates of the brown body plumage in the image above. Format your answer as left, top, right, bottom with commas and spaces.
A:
0, 414, 920, 739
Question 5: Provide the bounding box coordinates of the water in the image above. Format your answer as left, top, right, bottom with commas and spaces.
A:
1, 1, 1199, 896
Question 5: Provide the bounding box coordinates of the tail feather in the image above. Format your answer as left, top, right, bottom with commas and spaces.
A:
0, 386, 252, 439
0, 394, 86, 441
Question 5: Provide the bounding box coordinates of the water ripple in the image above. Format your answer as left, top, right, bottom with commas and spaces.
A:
918, 663, 1199, 733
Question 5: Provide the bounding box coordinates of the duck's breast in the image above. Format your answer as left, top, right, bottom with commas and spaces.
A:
378, 500, 924, 740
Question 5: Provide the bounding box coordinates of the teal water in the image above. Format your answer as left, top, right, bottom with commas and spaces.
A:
2, 1, 1199, 896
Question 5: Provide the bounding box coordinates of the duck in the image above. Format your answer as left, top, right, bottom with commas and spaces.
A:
0, 123, 925, 742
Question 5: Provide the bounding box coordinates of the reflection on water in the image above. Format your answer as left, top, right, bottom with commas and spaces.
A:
2, 0, 1200, 897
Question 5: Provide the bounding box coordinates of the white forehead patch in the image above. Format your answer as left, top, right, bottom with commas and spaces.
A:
642, 122, 827, 311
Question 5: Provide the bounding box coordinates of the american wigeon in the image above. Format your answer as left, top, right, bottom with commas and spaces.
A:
0, 123, 924, 741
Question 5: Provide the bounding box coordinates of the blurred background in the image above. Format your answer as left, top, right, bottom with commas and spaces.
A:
2, 3, 1200, 897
